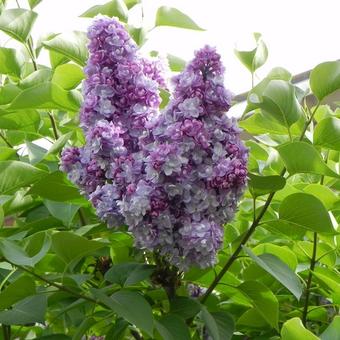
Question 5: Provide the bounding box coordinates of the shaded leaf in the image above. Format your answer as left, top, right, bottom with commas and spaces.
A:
248, 173, 286, 197
0, 160, 47, 194
277, 141, 339, 178
0, 295, 47, 325
0, 276, 36, 310
155, 314, 191, 340
244, 247, 303, 300
9, 82, 81, 112
238, 281, 279, 329
51, 231, 106, 264
279, 193, 335, 234
314, 117, 340, 151
91, 288, 154, 336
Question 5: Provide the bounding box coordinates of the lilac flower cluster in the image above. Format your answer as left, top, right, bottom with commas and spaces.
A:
61, 17, 248, 270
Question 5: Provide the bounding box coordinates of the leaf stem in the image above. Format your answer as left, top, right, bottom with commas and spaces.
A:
299, 102, 320, 141
302, 232, 318, 326
201, 188, 279, 303
0, 131, 13, 148
48, 112, 59, 140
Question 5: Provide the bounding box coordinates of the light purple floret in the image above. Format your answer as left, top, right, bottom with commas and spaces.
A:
61, 17, 248, 270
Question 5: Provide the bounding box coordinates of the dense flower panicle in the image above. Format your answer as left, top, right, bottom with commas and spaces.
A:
130, 45, 248, 269
61, 17, 248, 270
61, 17, 166, 225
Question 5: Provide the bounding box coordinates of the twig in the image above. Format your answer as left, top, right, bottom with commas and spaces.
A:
48, 112, 59, 140
3, 259, 100, 306
302, 232, 318, 325
0, 131, 13, 148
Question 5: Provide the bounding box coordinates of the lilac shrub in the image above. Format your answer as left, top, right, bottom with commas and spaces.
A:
61, 17, 248, 270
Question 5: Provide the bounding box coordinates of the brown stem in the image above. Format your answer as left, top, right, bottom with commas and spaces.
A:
302, 232, 318, 326
201, 187, 281, 303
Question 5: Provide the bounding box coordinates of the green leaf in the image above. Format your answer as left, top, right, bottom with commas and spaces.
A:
234, 33, 268, 73
156, 315, 191, 340
28, 0, 43, 9
277, 141, 339, 178
281, 317, 319, 340
304, 183, 338, 210
279, 193, 335, 234
46, 132, 73, 155
49, 50, 69, 69
20, 68, 52, 89
29, 171, 83, 202
52, 63, 84, 90
160, 88, 170, 109
127, 25, 147, 46
104, 263, 155, 286
0, 147, 16, 161
248, 173, 286, 197
238, 281, 279, 329
155, 6, 204, 31
91, 289, 154, 336
155, 314, 191, 340
246, 79, 303, 130
0, 232, 51, 266
51, 231, 106, 265
80, 0, 128, 22
0, 160, 47, 194
42, 31, 88, 66
124, 0, 139, 9
0, 47, 24, 77
243, 247, 303, 300
170, 296, 201, 319
314, 117, 340, 151
320, 315, 340, 340
252, 243, 298, 270
72, 317, 96, 340
9, 82, 81, 112
0, 110, 40, 132
0, 9, 37, 42
240, 109, 289, 135
167, 54, 186, 72
26, 141, 46, 164
267, 67, 292, 81
0, 276, 36, 310
0, 295, 47, 325
310, 60, 340, 101
44, 200, 80, 226
201, 307, 234, 340
0, 84, 21, 104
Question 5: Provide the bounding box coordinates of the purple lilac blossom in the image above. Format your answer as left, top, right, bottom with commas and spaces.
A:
61, 17, 247, 270
61, 17, 166, 226
132, 45, 248, 269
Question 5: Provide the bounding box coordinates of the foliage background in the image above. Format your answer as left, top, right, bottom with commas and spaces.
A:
0, 0, 339, 339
